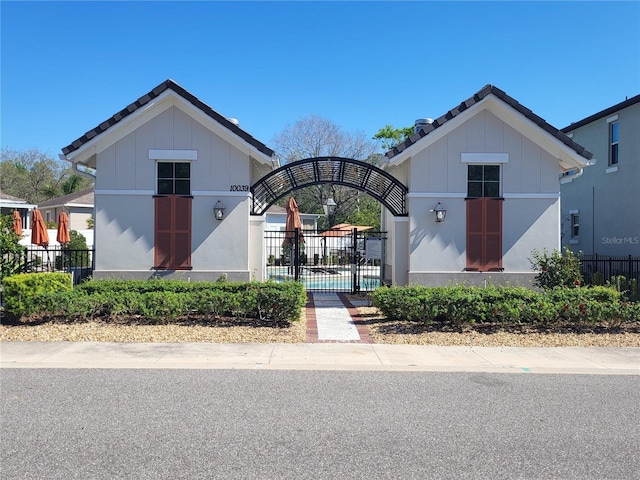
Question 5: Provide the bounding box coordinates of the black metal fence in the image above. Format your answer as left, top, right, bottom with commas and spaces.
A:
265, 228, 386, 293
580, 254, 640, 285
2, 246, 95, 286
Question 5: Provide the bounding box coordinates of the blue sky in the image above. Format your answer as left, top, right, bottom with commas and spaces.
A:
2, 1, 639, 158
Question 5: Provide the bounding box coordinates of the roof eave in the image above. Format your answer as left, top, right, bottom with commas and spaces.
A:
60, 79, 275, 166
384, 89, 593, 172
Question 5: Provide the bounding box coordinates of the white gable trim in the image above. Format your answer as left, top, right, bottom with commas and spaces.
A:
407, 192, 466, 198
482, 96, 589, 172
63, 90, 273, 167
170, 94, 273, 165
63, 90, 176, 166
149, 149, 198, 161
386, 102, 484, 167
461, 153, 509, 163
386, 94, 589, 173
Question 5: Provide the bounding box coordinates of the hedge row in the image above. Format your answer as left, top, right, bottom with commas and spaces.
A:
2, 275, 307, 323
2, 273, 73, 317
371, 285, 640, 326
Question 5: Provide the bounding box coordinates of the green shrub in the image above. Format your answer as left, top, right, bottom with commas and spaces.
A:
0, 214, 31, 280
2, 272, 73, 317
371, 284, 637, 326
529, 247, 583, 289
19, 278, 306, 324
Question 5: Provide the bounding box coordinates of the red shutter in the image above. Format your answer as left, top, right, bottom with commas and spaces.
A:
466, 199, 484, 271
154, 196, 192, 270
173, 196, 192, 269
484, 198, 503, 271
155, 197, 173, 269
466, 198, 503, 271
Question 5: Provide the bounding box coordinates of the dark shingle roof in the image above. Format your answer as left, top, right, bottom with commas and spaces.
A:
61, 79, 274, 158
561, 94, 640, 132
385, 84, 593, 162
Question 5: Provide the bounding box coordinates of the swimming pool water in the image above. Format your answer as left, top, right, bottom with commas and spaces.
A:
267, 266, 381, 291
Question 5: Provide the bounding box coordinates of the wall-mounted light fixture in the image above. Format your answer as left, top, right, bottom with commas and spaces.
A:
213, 200, 226, 221
431, 202, 447, 223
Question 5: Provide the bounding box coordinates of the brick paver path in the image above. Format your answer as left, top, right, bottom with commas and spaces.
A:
305, 292, 373, 343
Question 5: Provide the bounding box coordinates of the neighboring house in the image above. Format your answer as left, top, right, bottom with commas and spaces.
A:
38, 188, 95, 231
381, 85, 593, 286
60, 79, 277, 281
264, 204, 319, 232
264, 204, 321, 266
560, 95, 639, 256
0, 190, 36, 230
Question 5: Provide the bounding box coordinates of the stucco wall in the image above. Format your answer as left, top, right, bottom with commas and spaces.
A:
93, 105, 257, 280
560, 102, 640, 256
393, 109, 564, 280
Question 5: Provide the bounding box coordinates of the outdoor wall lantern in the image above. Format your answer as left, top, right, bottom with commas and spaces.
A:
323, 197, 337, 216
213, 201, 226, 221
431, 202, 447, 223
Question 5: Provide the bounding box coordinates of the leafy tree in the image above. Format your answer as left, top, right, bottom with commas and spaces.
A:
0, 214, 27, 280
347, 195, 381, 230
373, 124, 414, 151
0, 148, 93, 204
61, 174, 85, 195
271, 115, 380, 228
61, 230, 91, 268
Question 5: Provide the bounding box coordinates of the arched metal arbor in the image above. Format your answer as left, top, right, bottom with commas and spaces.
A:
251, 157, 408, 216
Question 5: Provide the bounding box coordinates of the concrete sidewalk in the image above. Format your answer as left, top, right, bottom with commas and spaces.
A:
1, 342, 638, 374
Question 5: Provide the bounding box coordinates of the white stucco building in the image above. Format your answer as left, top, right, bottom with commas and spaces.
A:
381, 85, 594, 286
60, 80, 593, 287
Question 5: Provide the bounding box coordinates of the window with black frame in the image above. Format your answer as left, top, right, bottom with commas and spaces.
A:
157, 162, 191, 195
467, 164, 500, 198
609, 121, 619, 166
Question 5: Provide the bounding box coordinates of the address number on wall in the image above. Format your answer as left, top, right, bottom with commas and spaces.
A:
230, 185, 250, 192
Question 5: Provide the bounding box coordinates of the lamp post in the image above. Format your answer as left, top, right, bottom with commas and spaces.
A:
322, 197, 337, 264
323, 197, 337, 227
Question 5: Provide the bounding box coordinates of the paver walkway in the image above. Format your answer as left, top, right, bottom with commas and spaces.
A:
305, 292, 373, 343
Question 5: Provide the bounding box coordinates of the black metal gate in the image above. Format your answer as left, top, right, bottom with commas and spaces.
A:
265, 228, 386, 292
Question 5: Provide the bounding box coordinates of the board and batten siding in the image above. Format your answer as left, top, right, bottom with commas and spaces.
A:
93, 104, 254, 280
404, 109, 561, 279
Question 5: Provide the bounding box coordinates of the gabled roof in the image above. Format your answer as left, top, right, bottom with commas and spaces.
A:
0, 189, 27, 203
385, 84, 593, 163
266, 205, 287, 214
0, 189, 37, 210
266, 204, 319, 217
61, 79, 274, 158
561, 94, 640, 132
38, 188, 94, 209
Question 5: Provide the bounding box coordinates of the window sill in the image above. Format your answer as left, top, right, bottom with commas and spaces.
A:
606, 166, 618, 174
569, 239, 580, 245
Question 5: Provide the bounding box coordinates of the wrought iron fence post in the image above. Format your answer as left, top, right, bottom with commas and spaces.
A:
351, 228, 359, 294
294, 228, 300, 282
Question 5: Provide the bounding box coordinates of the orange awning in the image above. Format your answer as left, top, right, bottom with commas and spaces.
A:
320, 223, 373, 236
56, 212, 70, 245
333, 224, 373, 233
31, 209, 49, 247
283, 197, 304, 245
12, 210, 22, 236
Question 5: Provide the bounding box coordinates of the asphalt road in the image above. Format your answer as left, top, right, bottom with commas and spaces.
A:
2, 369, 639, 479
